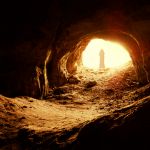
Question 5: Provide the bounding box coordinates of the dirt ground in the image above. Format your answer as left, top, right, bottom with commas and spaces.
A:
0, 62, 143, 149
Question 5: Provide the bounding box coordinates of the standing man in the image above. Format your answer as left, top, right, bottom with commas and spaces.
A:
99, 49, 105, 70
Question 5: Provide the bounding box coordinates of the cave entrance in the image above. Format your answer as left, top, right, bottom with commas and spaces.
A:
82, 39, 131, 71
75, 38, 135, 84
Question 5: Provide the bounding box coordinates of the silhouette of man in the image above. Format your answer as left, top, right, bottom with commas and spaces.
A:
99, 49, 105, 69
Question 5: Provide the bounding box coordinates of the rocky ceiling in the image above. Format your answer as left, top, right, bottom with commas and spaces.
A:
0, 0, 150, 98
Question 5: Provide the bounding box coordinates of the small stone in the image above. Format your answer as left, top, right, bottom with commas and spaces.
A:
68, 76, 80, 84
85, 81, 97, 88
52, 87, 67, 95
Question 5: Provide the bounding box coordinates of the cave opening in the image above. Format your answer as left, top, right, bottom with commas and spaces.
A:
72, 38, 135, 85
81, 38, 131, 71
49, 36, 140, 108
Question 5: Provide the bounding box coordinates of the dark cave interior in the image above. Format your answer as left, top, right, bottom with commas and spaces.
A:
1, 0, 150, 150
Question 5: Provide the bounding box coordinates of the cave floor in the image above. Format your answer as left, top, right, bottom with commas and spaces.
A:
0, 62, 145, 149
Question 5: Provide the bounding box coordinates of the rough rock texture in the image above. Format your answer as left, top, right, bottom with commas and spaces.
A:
73, 96, 150, 150
1, 81, 150, 149
0, 0, 150, 97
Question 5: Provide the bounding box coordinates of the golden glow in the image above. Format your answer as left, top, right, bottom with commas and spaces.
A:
82, 39, 131, 70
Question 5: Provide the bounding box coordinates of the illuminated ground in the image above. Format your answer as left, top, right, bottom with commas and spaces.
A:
1, 62, 147, 149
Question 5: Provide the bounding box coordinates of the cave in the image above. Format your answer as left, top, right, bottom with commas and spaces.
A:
1, 0, 150, 150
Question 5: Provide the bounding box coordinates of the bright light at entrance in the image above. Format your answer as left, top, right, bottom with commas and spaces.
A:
82, 39, 131, 70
